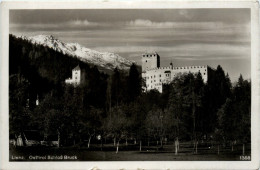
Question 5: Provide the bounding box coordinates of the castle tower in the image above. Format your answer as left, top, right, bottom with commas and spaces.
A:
72, 65, 81, 85
142, 52, 160, 72
65, 65, 81, 86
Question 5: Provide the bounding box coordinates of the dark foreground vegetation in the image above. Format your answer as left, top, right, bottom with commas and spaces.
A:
9, 34, 251, 160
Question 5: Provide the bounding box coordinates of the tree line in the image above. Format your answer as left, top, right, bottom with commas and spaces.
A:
9, 34, 250, 154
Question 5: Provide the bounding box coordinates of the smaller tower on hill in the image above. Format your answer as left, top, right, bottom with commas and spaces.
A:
65, 65, 81, 86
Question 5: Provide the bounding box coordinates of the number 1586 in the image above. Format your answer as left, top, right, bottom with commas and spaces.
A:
240, 156, 250, 161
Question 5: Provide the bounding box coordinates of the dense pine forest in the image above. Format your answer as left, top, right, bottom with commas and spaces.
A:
9, 34, 250, 154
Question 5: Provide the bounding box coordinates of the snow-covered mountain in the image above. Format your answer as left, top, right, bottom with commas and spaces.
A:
18, 35, 135, 70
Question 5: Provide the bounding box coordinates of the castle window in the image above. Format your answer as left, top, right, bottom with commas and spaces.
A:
154, 75, 156, 78
75, 77, 77, 79
146, 60, 147, 62
154, 80, 156, 82
205, 69, 206, 71
204, 73, 206, 75
75, 72, 77, 74
151, 81, 152, 83
160, 79, 161, 82
159, 75, 161, 77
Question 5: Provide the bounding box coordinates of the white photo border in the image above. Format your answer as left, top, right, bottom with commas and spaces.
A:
0, 1, 259, 169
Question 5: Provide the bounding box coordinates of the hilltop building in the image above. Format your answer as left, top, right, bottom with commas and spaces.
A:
142, 52, 210, 93
65, 65, 82, 86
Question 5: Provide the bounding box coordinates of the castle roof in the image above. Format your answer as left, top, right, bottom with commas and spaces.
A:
73, 65, 80, 71
142, 51, 158, 56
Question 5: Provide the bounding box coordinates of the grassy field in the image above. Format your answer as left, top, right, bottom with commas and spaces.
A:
9, 142, 251, 161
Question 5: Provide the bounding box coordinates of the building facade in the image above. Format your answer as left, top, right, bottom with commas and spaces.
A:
142, 52, 209, 93
65, 65, 81, 86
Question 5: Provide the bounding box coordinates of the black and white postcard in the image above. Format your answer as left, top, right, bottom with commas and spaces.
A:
0, 1, 259, 169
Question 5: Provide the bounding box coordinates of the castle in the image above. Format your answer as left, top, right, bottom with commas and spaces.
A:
65, 65, 81, 86
142, 52, 209, 93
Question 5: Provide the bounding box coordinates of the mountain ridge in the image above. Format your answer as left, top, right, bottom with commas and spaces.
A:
17, 34, 135, 71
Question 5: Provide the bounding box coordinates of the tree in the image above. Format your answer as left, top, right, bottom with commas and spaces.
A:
127, 64, 142, 102
167, 73, 205, 153
182, 73, 204, 153
9, 74, 32, 146
145, 107, 165, 149
82, 106, 103, 148
63, 86, 84, 146
216, 74, 251, 154
106, 77, 112, 116
103, 106, 128, 153
33, 92, 66, 147
168, 74, 187, 139
84, 66, 108, 109
111, 68, 123, 107
233, 75, 251, 154
202, 66, 232, 137
217, 98, 236, 149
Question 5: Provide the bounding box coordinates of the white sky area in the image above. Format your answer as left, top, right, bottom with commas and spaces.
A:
9, 9, 251, 82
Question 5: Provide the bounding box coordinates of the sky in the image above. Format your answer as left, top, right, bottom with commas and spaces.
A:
9, 9, 251, 82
